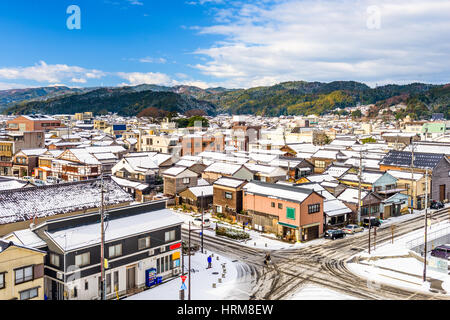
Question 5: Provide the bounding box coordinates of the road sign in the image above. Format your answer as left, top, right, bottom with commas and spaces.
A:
181, 282, 187, 290
181, 275, 187, 282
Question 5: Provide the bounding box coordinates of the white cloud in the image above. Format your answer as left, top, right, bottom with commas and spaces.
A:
0, 61, 105, 84
117, 72, 176, 86
192, 0, 450, 88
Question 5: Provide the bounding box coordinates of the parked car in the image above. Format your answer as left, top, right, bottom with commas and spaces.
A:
324, 229, 346, 240
342, 224, 364, 234
22, 176, 33, 182
363, 217, 381, 228
431, 244, 450, 260
193, 217, 211, 228
46, 176, 60, 184
430, 200, 444, 210
33, 179, 46, 187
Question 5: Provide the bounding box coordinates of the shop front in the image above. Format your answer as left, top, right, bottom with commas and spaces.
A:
278, 222, 300, 242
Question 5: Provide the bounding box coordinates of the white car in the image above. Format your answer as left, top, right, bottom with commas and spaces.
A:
193, 217, 211, 228
33, 179, 47, 187
342, 224, 364, 234
46, 176, 59, 184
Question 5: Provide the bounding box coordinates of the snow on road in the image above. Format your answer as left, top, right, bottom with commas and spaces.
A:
289, 285, 361, 300
171, 208, 326, 251
126, 250, 238, 300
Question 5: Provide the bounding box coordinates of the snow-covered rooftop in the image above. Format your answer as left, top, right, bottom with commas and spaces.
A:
0, 178, 132, 225
47, 208, 183, 251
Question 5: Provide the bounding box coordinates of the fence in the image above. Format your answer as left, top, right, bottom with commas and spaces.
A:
406, 225, 450, 255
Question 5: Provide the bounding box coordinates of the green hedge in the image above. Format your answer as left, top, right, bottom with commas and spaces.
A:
216, 226, 250, 240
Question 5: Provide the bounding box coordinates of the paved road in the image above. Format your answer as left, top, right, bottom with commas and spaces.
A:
182, 207, 450, 300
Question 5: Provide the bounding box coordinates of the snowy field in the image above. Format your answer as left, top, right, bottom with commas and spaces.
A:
126, 250, 238, 300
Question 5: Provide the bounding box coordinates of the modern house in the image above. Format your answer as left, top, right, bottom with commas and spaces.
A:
9, 201, 183, 300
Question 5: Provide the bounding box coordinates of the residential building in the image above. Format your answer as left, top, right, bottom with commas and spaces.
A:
213, 177, 247, 219
162, 167, 198, 197
243, 181, 325, 242
380, 150, 450, 203
6, 115, 62, 132
0, 240, 46, 300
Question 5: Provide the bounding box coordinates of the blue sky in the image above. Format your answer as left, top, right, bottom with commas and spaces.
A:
0, 0, 449, 90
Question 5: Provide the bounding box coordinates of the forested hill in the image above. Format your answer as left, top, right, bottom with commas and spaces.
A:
4, 87, 217, 116
3, 81, 449, 119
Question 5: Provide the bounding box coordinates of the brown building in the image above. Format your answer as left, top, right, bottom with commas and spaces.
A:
243, 181, 324, 242
212, 177, 247, 218
7, 115, 62, 132
162, 167, 198, 197
177, 185, 213, 212
12, 149, 47, 178
0, 131, 45, 176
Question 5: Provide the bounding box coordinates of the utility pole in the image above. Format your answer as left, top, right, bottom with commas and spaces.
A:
188, 221, 191, 300
410, 143, 415, 215
100, 176, 106, 300
201, 191, 204, 254
423, 168, 429, 282
357, 150, 362, 225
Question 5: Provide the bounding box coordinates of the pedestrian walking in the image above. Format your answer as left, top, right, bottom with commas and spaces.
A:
207, 255, 212, 269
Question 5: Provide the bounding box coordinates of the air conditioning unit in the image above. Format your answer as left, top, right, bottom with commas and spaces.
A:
148, 249, 154, 256
160, 246, 166, 253
57, 272, 63, 280
172, 269, 180, 276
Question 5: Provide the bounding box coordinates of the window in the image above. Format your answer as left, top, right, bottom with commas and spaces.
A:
114, 271, 119, 292
73, 286, 78, 298
15, 266, 33, 284
165, 230, 176, 242
75, 252, 90, 267
271, 202, 275, 208
106, 273, 111, 294
286, 207, 296, 220
138, 236, 151, 250
216, 206, 222, 213
370, 206, 379, 214
182, 178, 190, 184
225, 191, 233, 199
84, 280, 89, 291
108, 244, 123, 258
308, 204, 321, 214
0, 273, 5, 289
278, 203, 283, 209
315, 160, 326, 168
20, 287, 38, 300
50, 253, 60, 267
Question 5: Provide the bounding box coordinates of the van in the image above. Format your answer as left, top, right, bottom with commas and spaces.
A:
363, 217, 381, 228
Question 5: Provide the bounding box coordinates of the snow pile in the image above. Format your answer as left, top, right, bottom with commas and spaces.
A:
126, 250, 238, 300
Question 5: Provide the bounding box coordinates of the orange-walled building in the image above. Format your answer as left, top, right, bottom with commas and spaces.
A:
6, 115, 62, 132
243, 181, 324, 242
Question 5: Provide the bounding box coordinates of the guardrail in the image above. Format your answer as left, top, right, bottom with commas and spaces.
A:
406, 225, 450, 255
